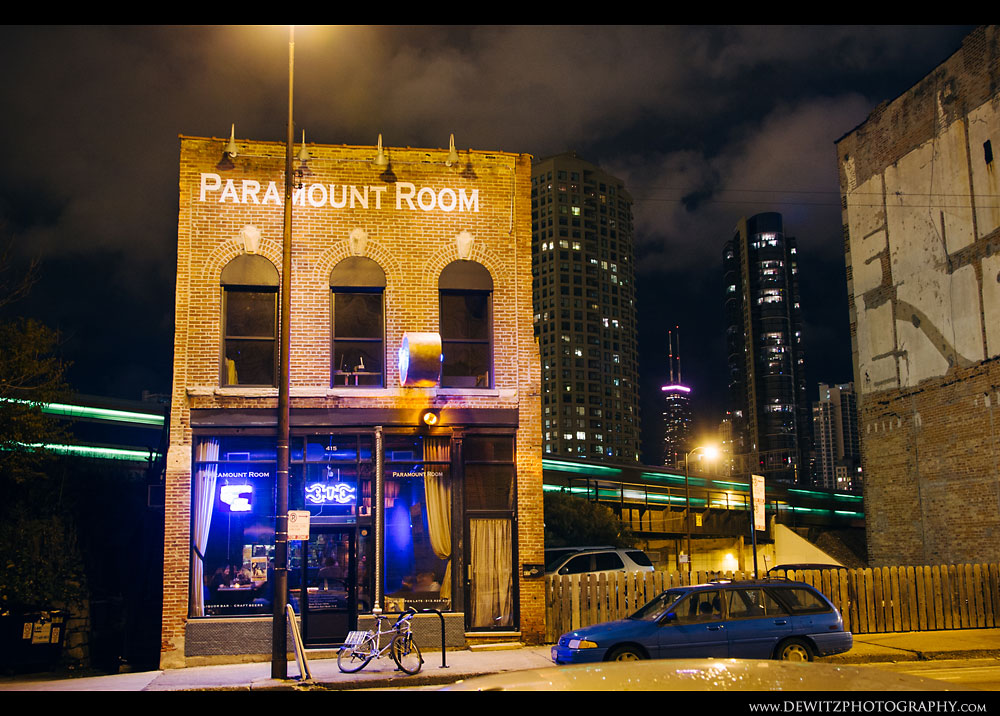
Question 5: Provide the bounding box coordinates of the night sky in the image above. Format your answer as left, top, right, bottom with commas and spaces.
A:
0, 25, 978, 462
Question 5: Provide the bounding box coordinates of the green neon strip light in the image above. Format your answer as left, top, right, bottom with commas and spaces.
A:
23, 443, 159, 461
4, 399, 164, 426
542, 458, 621, 476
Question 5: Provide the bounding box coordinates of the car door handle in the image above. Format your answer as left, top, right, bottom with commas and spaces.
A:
773, 620, 788, 625
707, 625, 723, 631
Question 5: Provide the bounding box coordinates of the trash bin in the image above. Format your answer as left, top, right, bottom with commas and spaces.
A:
0, 610, 67, 671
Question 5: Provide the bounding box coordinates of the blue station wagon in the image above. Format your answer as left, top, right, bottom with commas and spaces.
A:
551, 580, 852, 664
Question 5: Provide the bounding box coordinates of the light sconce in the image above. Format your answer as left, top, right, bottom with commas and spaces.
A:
446, 133, 459, 167
225, 124, 238, 158
421, 409, 440, 427
375, 133, 396, 183
297, 129, 312, 163
374, 133, 389, 167
294, 130, 313, 187
217, 123, 238, 170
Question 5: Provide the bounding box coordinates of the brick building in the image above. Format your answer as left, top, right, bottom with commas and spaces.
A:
837, 26, 1000, 565
161, 135, 541, 667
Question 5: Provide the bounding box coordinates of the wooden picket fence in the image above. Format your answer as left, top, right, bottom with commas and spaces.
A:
544, 564, 1000, 642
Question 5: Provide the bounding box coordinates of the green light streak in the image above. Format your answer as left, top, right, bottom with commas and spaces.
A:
542, 458, 621, 476
4, 399, 164, 426
21, 442, 159, 462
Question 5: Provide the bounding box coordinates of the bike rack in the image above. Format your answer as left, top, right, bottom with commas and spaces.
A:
411, 608, 449, 668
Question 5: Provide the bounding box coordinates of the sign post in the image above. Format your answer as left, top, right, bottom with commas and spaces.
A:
751, 473, 765, 577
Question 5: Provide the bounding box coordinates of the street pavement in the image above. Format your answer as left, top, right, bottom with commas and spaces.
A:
3, 629, 1000, 691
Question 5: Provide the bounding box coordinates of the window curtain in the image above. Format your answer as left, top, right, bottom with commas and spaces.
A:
469, 518, 513, 628
423, 437, 451, 602
190, 438, 220, 617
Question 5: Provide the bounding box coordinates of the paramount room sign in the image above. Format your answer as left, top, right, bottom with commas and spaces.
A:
199, 172, 480, 213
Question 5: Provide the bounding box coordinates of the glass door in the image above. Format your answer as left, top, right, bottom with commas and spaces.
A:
300, 527, 356, 647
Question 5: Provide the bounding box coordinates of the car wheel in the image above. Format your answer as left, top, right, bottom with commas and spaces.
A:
607, 645, 644, 662
776, 638, 814, 662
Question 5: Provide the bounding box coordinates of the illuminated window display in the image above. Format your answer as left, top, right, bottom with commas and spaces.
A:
191, 436, 277, 617
383, 435, 451, 613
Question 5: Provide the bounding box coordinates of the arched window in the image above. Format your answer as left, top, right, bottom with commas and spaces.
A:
331, 257, 386, 387
221, 254, 279, 387
439, 260, 493, 388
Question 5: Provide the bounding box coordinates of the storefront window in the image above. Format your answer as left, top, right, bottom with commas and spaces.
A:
191, 436, 277, 617
383, 435, 451, 613
293, 434, 373, 524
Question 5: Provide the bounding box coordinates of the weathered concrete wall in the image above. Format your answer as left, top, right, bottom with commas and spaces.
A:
837, 26, 1000, 565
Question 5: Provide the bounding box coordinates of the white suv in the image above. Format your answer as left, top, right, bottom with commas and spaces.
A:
545, 547, 655, 576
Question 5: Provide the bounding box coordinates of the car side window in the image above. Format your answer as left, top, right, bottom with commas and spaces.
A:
625, 550, 653, 567
560, 554, 593, 575
727, 588, 788, 618
670, 591, 721, 625
769, 587, 831, 614
594, 553, 624, 571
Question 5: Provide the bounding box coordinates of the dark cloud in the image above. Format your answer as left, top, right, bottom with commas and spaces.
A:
0, 25, 978, 455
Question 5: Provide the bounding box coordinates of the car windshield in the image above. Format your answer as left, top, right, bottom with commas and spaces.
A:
544, 549, 581, 572
629, 589, 686, 621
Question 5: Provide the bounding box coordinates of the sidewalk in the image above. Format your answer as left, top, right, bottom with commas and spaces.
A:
3, 630, 1000, 691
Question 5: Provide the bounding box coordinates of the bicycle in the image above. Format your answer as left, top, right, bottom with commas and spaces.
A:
337, 607, 423, 675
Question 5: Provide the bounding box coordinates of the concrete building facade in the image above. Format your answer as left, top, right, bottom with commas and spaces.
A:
530, 153, 640, 462
161, 135, 541, 667
812, 382, 861, 492
837, 26, 1000, 565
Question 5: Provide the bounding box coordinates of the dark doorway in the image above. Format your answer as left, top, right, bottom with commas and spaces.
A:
300, 527, 357, 646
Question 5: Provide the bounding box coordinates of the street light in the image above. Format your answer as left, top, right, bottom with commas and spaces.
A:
684, 444, 718, 580
272, 24, 296, 681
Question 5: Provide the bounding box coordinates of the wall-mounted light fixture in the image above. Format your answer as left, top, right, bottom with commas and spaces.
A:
421, 409, 440, 427
374, 133, 388, 167
217, 123, 238, 170
295, 130, 313, 185
446, 133, 459, 167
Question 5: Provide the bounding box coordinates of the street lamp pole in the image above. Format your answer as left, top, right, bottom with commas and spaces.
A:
271, 24, 294, 681
684, 449, 694, 581
683, 445, 717, 582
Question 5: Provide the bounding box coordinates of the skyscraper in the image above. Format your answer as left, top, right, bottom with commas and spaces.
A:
661, 326, 692, 468
723, 212, 809, 484
532, 152, 640, 462
812, 382, 862, 492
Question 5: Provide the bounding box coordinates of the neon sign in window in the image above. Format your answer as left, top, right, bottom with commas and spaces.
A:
220, 484, 253, 512
305, 482, 357, 506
